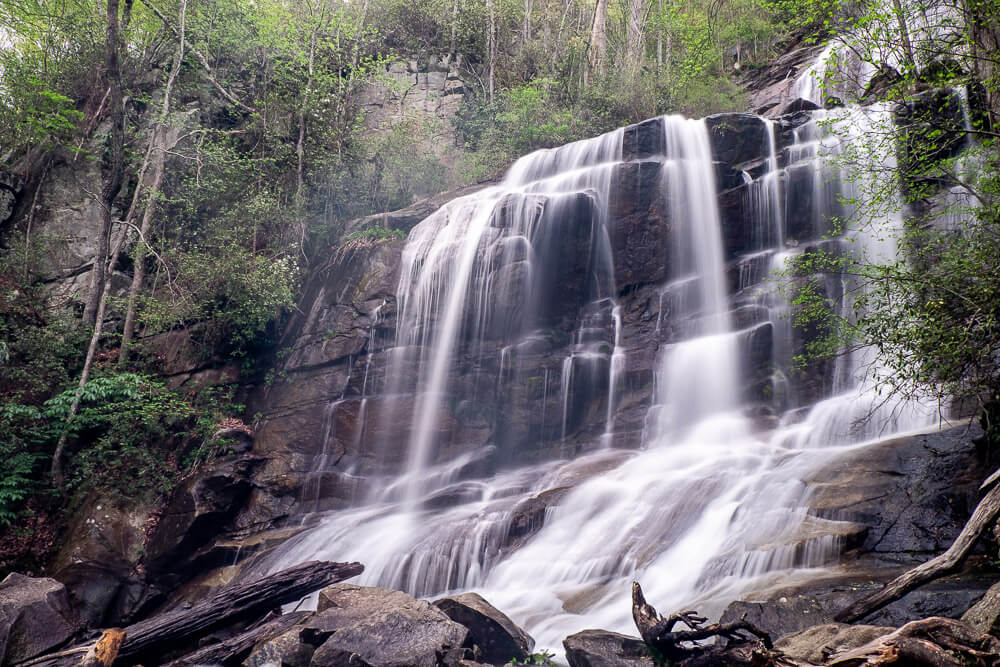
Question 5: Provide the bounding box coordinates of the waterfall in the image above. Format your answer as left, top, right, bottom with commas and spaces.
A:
255, 89, 958, 660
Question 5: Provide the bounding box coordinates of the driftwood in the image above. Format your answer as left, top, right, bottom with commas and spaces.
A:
164, 611, 310, 666
631, 582, 782, 665
81, 630, 126, 667
828, 617, 1000, 666
835, 483, 1000, 623
116, 560, 362, 662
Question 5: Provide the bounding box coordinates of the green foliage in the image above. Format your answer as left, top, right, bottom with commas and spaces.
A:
344, 226, 406, 242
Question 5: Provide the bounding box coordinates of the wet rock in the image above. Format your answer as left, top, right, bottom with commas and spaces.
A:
307, 584, 468, 667
434, 592, 535, 664
807, 423, 985, 559
0, 169, 22, 225
780, 98, 821, 114
0, 573, 79, 664
563, 629, 654, 667
622, 118, 666, 160
609, 160, 669, 290
720, 567, 998, 638
144, 456, 265, 584
704, 113, 768, 167
961, 580, 1000, 636
773, 623, 893, 664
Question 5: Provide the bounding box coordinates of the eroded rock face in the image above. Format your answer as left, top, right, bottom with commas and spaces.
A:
563, 629, 654, 667
145, 456, 266, 585
0, 573, 79, 665
306, 584, 469, 667
434, 592, 535, 665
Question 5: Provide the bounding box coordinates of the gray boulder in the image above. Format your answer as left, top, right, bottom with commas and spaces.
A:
0, 573, 79, 665
434, 592, 534, 665
306, 584, 468, 667
563, 629, 654, 667
243, 626, 316, 667
962, 580, 1000, 636
773, 623, 893, 664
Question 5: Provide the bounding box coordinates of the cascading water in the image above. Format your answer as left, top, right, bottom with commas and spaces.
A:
254, 83, 959, 660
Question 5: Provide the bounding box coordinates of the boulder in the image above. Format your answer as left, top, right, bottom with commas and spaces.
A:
562, 629, 654, 667
773, 623, 893, 664
622, 118, 666, 160
0, 573, 79, 665
243, 626, 316, 667
961, 580, 1000, 636
306, 584, 468, 667
779, 98, 821, 115
434, 592, 534, 664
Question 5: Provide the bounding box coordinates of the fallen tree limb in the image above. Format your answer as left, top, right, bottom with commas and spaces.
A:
828, 616, 1000, 666
117, 560, 362, 662
164, 611, 309, 666
81, 629, 126, 667
631, 582, 780, 665
835, 483, 1000, 623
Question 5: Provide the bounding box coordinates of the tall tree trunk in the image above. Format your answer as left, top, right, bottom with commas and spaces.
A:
119, 0, 187, 366
82, 0, 125, 329
487, 0, 496, 102
295, 28, 316, 263
587, 0, 608, 83
626, 0, 647, 78
450, 0, 459, 57
522, 0, 533, 43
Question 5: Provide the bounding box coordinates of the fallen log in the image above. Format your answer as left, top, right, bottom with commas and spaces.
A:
835, 482, 1000, 623
164, 611, 310, 666
116, 560, 362, 663
81, 629, 126, 667
631, 582, 780, 665
828, 616, 1000, 666
16, 560, 362, 667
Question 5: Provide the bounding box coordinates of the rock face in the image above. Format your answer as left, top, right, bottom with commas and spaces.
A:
0, 573, 79, 665
562, 629, 655, 667
433, 592, 534, 664
307, 584, 469, 667
144, 455, 266, 585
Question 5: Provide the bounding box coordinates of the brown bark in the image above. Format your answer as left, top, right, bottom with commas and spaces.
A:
164, 612, 309, 667
835, 482, 1000, 623
631, 582, 774, 664
486, 0, 496, 102
829, 617, 1000, 666
80, 629, 125, 667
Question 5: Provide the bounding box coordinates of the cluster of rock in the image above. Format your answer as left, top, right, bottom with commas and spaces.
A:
5, 562, 1000, 666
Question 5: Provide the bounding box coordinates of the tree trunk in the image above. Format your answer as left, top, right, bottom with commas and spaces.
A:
587, 0, 608, 82
626, 0, 647, 78
835, 481, 1000, 623
522, 0, 533, 43
119, 0, 186, 366
82, 0, 125, 328
828, 617, 1000, 666
487, 0, 496, 103
165, 612, 309, 667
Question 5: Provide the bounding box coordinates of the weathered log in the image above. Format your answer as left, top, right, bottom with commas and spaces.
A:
631, 582, 776, 665
81, 629, 126, 667
835, 483, 1000, 623
164, 611, 309, 666
828, 616, 1000, 666
115, 560, 362, 663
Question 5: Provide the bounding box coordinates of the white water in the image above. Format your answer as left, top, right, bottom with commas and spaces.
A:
256, 99, 952, 660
